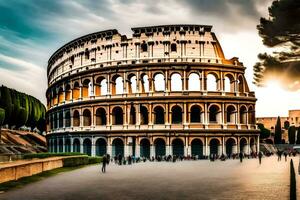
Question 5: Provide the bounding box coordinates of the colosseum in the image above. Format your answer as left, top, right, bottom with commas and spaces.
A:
46, 24, 259, 158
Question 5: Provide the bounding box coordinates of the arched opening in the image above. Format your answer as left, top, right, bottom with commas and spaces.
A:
140, 106, 148, 125
154, 106, 165, 124
113, 76, 123, 95
240, 138, 247, 153
248, 106, 255, 124
58, 111, 63, 128
128, 75, 137, 94
190, 105, 202, 123
238, 76, 244, 93
73, 138, 80, 153
226, 138, 236, 157
65, 139, 71, 152
171, 105, 182, 124
83, 109, 91, 126
141, 74, 149, 93
53, 113, 57, 129
209, 105, 220, 123
154, 73, 165, 91
209, 139, 220, 156
96, 138, 107, 156
188, 73, 200, 91
191, 139, 203, 158
226, 105, 236, 124
96, 108, 106, 125
65, 84, 71, 101
140, 139, 150, 158
82, 79, 91, 98
207, 73, 218, 91
100, 79, 108, 95
250, 138, 256, 153
95, 77, 107, 96
129, 105, 136, 125
154, 138, 166, 157
141, 42, 148, 52
224, 74, 234, 92
83, 138, 92, 156
52, 90, 57, 105
58, 139, 63, 152
112, 107, 123, 125
73, 110, 80, 127
240, 106, 247, 124
172, 138, 184, 156
65, 110, 71, 127
72, 82, 80, 100
112, 138, 124, 157
171, 73, 182, 91
171, 43, 177, 52
58, 87, 64, 103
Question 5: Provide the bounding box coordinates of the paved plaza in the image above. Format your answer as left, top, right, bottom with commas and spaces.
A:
0, 156, 299, 200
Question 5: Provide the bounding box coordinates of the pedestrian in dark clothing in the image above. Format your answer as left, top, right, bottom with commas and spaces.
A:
239, 152, 243, 163
107, 154, 110, 165
102, 155, 107, 173
284, 152, 287, 162
118, 154, 122, 165
258, 151, 263, 165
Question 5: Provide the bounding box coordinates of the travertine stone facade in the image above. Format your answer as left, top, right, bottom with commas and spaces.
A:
46, 25, 259, 158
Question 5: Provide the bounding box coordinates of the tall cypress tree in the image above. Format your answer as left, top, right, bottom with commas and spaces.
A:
0, 86, 12, 125
288, 126, 296, 144
274, 116, 282, 144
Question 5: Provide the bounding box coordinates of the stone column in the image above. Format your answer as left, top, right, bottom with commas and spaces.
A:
150, 144, 155, 157
80, 137, 83, 153
70, 137, 74, 152
62, 137, 65, 153
222, 137, 225, 155
91, 137, 96, 157
135, 138, 140, 157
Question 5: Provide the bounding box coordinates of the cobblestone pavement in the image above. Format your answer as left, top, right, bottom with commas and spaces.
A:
0, 156, 299, 200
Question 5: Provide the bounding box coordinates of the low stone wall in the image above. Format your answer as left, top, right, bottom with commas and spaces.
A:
0, 157, 73, 184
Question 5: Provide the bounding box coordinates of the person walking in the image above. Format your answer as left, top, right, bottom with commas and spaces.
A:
102, 154, 107, 173
107, 154, 110, 165
118, 154, 122, 165
284, 151, 287, 162
239, 152, 243, 163
258, 151, 263, 165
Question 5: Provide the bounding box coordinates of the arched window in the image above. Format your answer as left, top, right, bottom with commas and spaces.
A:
238, 76, 244, 93
154, 106, 165, 124
224, 74, 235, 92
209, 105, 220, 123
83, 109, 91, 126
207, 74, 218, 91
248, 106, 255, 124
65, 84, 71, 101
140, 106, 148, 125
82, 79, 91, 98
171, 43, 177, 52
171, 73, 182, 91
100, 79, 107, 95
188, 73, 200, 91
112, 107, 123, 125
141, 42, 148, 52
129, 106, 136, 125
129, 75, 137, 94
171, 106, 182, 124
154, 74, 165, 91
73, 82, 80, 100
141, 74, 149, 93
115, 76, 123, 94
240, 106, 247, 124
73, 110, 80, 127
58, 87, 64, 104
65, 110, 71, 127
95, 77, 107, 96
96, 108, 106, 125
190, 105, 201, 123
226, 105, 236, 124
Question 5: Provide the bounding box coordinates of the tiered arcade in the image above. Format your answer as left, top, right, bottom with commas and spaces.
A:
46, 25, 259, 158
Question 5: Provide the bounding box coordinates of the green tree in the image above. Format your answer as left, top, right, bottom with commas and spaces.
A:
253, 0, 300, 89
257, 123, 271, 139
0, 86, 12, 125
274, 116, 282, 144
288, 125, 296, 144
0, 108, 5, 143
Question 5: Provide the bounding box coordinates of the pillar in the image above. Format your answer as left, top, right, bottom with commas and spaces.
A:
91, 138, 96, 157
150, 144, 155, 157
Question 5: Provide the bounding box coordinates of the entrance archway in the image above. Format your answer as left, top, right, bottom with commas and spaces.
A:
226, 138, 236, 157
65, 139, 71, 152
154, 138, 166, 157
96, 138, 107, 156
240, 138, 247, 153
140, 139, 150, 158
73, 138, 80, 153
83, 138, 92, 156
112, 138, 124, 157
172, 138, 184, 156
191, 139, 203, 158
210, 139, 220, 156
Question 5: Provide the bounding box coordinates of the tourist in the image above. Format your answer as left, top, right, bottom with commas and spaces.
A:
118, 154, 122, 165
239, 152, 243, 163
258, 151, 263, 165
128, 155, 132, 165
102, 154, 107, 173
107, 154, 110, 165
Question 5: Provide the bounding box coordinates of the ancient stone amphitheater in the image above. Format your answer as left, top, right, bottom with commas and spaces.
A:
46, 24, 259, 158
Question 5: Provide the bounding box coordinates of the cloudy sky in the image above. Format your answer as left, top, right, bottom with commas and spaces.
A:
1, 0, 299, 117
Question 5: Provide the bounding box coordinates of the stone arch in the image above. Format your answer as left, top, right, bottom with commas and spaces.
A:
250, 138, 256, 153
129, 105, 136, 125
65, 84, 71, 101
112, 106, 123, 125
190, 105, 202, 123
154, 138, 166, 157
82, 79, 92, 98
207, 72, 219, 91
154, 105, 165, 124
111, 74, 123, 95
95, 76, 107, 96
83, 138, 92, 156
248, 105, 255, 124
188, 73, 200, 91
73, 110, 80, 127
128, 73, 137, 94
238, 75, 244, 93
171, 105, 183, 124
208, 104, 221, 123
83, 109, 91, 126
72, 81, 80, 100
140, 138, 150, 158
95, 138, 107, 156
154, 73, 165, 91
140, 105, 149, 125
112, 138, 124, 157
226, 105, 236, 124
226, 138, 236, 156
224, 73, 235, 92
239, 137, 247, 153
141, 73, 149, 93
240, 105, 247, 124
58, 87, 64, 104
96, 107, 107, 125
73, 138, 80, 152
191, 138, 203, 158
172, 138, 184, 156
209, 138, 220, 156
171, 73, 182, 91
